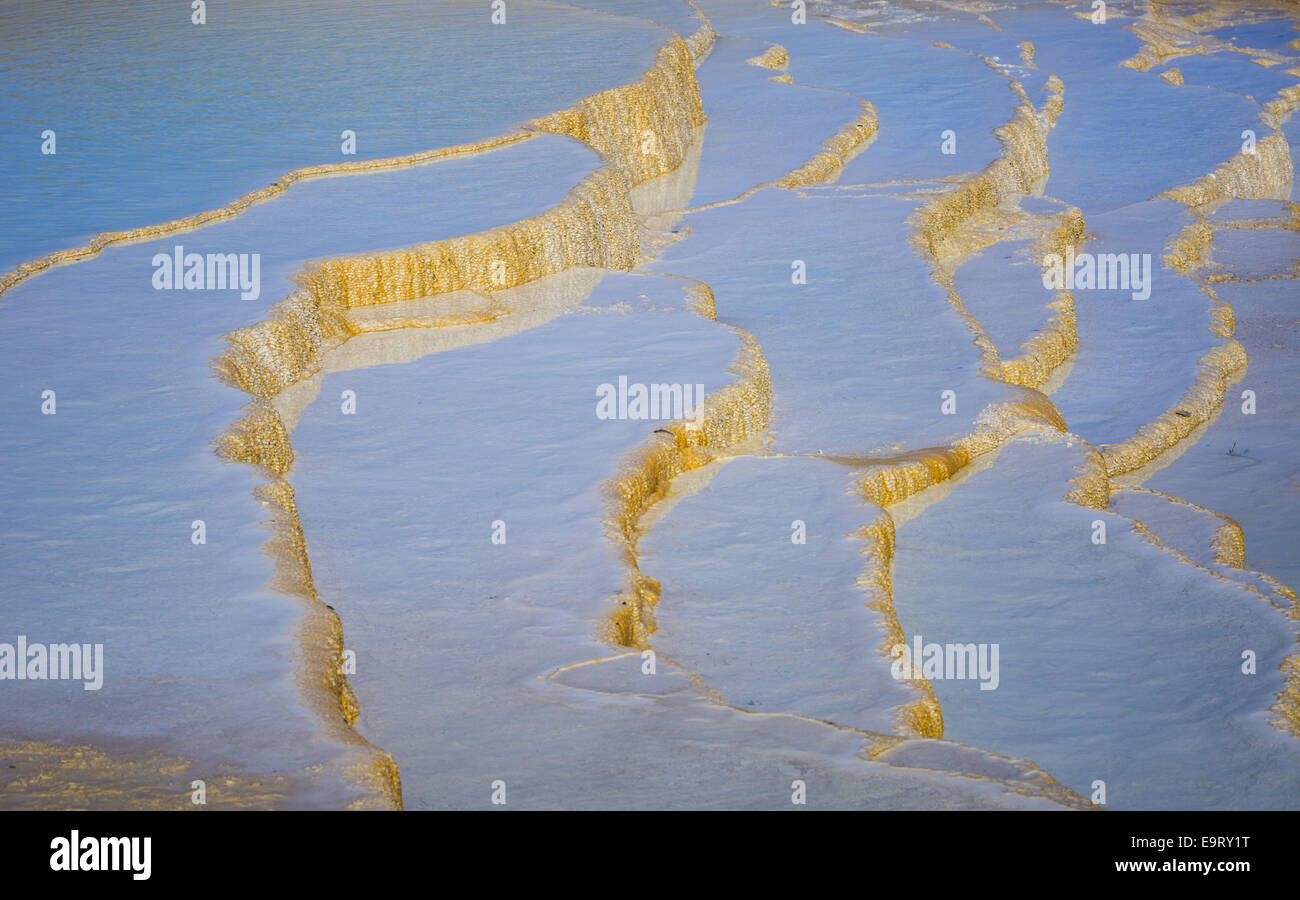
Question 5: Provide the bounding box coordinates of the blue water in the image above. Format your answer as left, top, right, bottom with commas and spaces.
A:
0, 0, 665, 271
